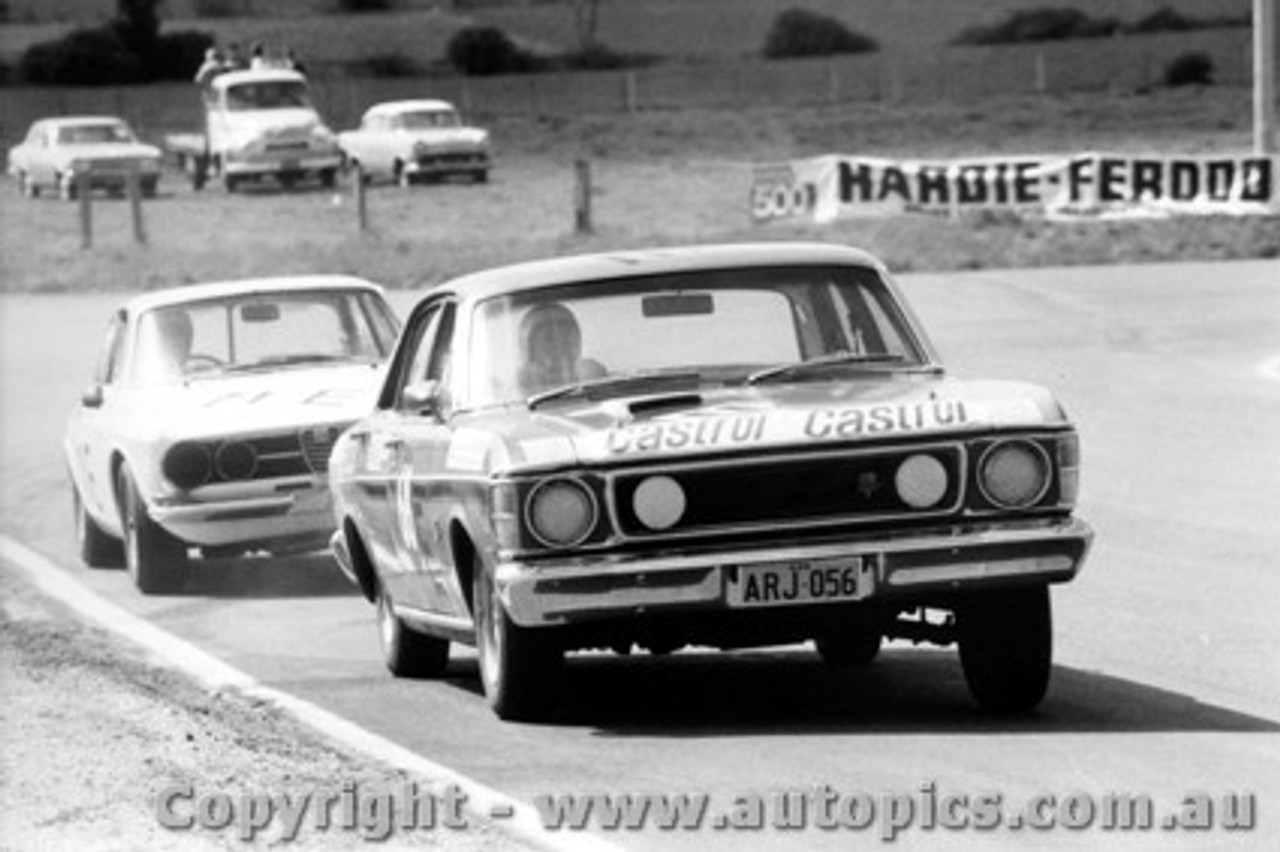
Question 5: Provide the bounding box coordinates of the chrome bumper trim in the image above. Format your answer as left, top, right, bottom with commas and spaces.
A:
498, 517, 1093, 627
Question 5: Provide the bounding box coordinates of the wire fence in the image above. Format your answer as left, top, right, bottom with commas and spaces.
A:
0, 27, 1259, 149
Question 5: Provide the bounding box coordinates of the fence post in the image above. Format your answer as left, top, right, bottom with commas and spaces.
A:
77, 173, 92, 250
126, 168, 146, 245
827, 61, 839, 104
573, 158, 593, 235
354, 163, 369, 232
623, 71, 638, 114
1034, 50, 1048, 93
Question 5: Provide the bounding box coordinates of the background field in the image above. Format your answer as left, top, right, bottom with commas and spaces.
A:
1, 84, 1276, 294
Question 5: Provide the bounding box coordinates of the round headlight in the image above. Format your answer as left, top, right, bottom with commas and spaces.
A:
895, 454, 949, 509
214, 440, 257, 481
979, 440, 1051, 509
633, 475, 686, 530
162, 441, 212, 490
526, 478, 597, 548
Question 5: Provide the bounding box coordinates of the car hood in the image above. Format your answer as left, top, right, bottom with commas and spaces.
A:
58, 142, 162, 161
224, 108, 326, 137
459, 375, 1068, 474
120, 363, 382, 440
405, 127, 488, 149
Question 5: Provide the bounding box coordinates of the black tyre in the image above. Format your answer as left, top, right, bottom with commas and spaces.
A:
141, 177, 158, 198
473, 551, 561, 721
395, 161, 413, 188
319, 168, 337, 190
472, 169, 489, 184
18, 171, 39, 198
117, 465, 188, 595
57, 172, 77, 201
73, 485, 123, 568
814, 622, 882, 666
376, 582, 449, 678
957, 585, 1053, 713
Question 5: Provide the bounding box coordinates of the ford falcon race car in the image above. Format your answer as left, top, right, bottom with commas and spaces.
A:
65, 276, 400, 594
328, 243, 1093, 721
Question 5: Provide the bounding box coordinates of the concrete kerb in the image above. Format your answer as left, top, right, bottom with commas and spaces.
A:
0, 534, 625, 852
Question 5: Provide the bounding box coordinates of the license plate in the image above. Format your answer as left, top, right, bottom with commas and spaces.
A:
726, 556, 876, 608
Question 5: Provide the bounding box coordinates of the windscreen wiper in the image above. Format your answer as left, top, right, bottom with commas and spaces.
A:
527, 370, 702, 409
746, 352, 908, 385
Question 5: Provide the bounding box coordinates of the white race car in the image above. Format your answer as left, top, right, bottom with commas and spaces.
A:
64, 275, 400, 594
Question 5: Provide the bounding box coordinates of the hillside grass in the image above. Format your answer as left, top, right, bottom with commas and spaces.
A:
0, 0, 1251, 66
1, 84, 1275, 294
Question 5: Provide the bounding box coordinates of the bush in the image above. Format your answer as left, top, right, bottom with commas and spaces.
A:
447, 26, 532, 76
763, 8, 879, 59
1127, 6, 1195, 34
18, 27, 144, 85
336, 0, 392, 12
147, 30, 216, 81
362, 53, 424, 78
1164, 51, 1213, 87
954, 8, 1118, 44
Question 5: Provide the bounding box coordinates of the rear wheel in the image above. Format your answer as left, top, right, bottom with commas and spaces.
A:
376, 582, 449, 678
473, 551, 561, 721
319, 168, 337, 189
957, 585, 1053, 713
117, 464, 188, 595
73, 485, 123, 568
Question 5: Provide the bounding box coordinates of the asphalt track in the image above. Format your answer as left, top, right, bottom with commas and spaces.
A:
2, 259, 1279, 851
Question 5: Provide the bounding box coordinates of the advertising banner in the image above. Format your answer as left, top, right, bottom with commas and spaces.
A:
751, 153, 1278, 222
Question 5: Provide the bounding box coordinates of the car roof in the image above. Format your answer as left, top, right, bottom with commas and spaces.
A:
436, 242, 888, 304
123, 275, 387, 316
363, 99, 457, 116
36, 116, 130, 129
212, 68, 307, 89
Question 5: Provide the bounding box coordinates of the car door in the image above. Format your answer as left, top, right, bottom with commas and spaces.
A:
69, 310, 129, 529
383, 300, 462, 615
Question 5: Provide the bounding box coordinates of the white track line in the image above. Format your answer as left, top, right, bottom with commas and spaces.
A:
0, 535, 624, 852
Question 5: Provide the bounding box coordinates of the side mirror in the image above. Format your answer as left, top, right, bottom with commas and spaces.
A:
401, 379, 442, 418
81, 385, 104, 409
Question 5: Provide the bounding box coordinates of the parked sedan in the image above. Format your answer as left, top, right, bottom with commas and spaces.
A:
337, 99, 490, 186
8, 115, 163, 200
64, 276, 400, 595
328, 243, 1094, 721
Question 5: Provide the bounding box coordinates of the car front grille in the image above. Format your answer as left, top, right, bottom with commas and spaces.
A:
609, 443, 965, 541
201, 425, 346, 483
298, 425, 346, 474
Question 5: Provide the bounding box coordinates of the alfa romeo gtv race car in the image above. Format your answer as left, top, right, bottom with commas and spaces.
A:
327, 243, 1094, 720
64, 276, 400, 594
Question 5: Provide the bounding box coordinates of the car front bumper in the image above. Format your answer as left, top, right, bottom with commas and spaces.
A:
223, 153, 342, 177
149, 477, 334, 550
498, 517, 1093, 628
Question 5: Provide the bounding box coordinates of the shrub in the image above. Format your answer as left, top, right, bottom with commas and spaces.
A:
953, 8, 1118, 45
763, 8, 879, 59
447, 25, 532, 76
147, 30, 216, 80
1164, 51, 1213, 87
1127, 6, 1195, 34
18, 27, 144, 85
336, 0, 392, 12
192, 0, 243, 18
362, 52, 424, 78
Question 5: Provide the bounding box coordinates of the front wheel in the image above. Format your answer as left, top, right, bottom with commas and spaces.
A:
117, 464, 188, 595
73, 484, 123, 568
473, 552, 561, 721
376, 583, 449, 678
17, 170, 39, 198
957, 585, 1053, 713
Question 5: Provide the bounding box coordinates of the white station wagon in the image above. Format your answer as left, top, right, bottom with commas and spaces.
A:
64, 276, 400, 594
